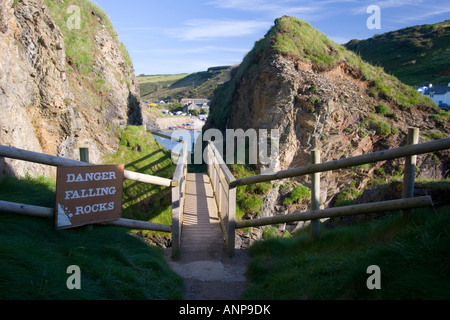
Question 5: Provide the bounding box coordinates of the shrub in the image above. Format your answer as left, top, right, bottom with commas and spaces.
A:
283, 185, 311, 205
375, 104, 389, 115
367, 115, 392, 136
263, 227, 279, 240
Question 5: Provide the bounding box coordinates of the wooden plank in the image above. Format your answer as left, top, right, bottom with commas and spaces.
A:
0, 200, 172, 232
230, 137, 450, 188
180, 173, 225, 255
235, 196, 433, 229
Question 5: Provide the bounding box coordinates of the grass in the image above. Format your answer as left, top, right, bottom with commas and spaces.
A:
103, 126, 176, 239
44, 0, 132, 74
138, 67, 231, 102
242, 207, 450, 300
345, 20, 450, 86
0, 175, 183, 300
228, 164, 272, 220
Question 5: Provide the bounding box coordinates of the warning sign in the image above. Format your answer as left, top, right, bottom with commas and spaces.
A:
55, 165, 124, 230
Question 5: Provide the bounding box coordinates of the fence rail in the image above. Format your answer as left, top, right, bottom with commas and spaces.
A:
207, 129, 448, 256
171, 141, 188, 258
0, 145, 176, 187
229, 136, 450, 188
0, 144, 178, 236
0, 200, 172, 232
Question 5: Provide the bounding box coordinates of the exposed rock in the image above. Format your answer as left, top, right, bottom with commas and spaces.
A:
206, 16, 449, 223
0, 0, 142, 177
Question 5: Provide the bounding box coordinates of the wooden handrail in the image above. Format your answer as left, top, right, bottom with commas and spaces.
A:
235, 196, 433, 229
207, 142, 236, 255
229, 137, 450, 188
0, 145, 176, 187
171, 141, 189, 258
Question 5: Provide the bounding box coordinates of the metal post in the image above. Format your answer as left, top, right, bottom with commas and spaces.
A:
311, 150, 321, 241
402, 128, 419, 218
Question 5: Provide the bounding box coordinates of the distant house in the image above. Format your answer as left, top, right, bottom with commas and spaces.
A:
183, 103, 200, 114
181, 98, 210, 106
423, 84, 450, 107
200, 105, 210, 113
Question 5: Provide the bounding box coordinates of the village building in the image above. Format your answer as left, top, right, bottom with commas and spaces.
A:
419, 84, 450, 108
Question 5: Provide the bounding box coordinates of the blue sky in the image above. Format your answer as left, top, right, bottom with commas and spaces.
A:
93, 0, 450, 75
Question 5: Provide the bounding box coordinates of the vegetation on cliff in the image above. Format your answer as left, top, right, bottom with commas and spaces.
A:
44, 0, 142, 161
207, 16, 436, 132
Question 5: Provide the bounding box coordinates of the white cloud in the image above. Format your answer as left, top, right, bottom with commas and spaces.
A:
165, 19, 271, 41
351, 0, 423, 14
208, 0, 321, 18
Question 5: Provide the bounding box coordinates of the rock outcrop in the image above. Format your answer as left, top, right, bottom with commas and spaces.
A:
0, 0, 141, 177
206, 16, 449, 217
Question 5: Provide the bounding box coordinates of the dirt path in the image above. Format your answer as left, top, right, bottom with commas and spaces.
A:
163, 248, 250, 300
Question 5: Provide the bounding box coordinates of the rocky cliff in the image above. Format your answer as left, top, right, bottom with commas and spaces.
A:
206, 16, 449, 218
0, 0, 141, 177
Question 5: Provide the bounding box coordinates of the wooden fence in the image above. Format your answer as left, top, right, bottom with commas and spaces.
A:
171, 140, 188, 258
206, 141, 237, 255
0, 143, 186, 245
208, 128, 450, 256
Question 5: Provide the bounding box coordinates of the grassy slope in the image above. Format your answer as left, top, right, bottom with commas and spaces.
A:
0, 175, 182, 300
243, 207, 450, 300
0, 126, 183, 300
103, 126, 175, 239
345, 20, 450, 86
138, 67, 231, 102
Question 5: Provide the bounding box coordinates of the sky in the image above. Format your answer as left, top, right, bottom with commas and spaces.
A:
93, 0, 450, 75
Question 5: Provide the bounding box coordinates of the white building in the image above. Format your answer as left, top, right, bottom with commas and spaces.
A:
423, 83, 450, 107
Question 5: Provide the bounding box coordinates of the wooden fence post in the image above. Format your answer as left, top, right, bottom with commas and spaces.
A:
79, 148, 93, 230
79, 148, 89, 164
310, 149, 321, 241
402, 128, 419, 218
227, 186, 236, 257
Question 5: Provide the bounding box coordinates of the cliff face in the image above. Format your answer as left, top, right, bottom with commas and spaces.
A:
0, 0, 141, 177
207, 17, 449, 213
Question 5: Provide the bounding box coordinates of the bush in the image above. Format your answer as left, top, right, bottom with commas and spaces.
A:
263, 227, 279, 240
375, 104, 389, 115
367, 115, 392, 136
283, 185, 311, 205
240, 194, 263, 214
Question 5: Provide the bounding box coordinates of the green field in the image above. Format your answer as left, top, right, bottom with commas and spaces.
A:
136, 73, 189, 85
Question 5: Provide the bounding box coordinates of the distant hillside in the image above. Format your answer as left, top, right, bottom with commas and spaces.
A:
345, 20, 450, 86
138, 66, 231, 102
